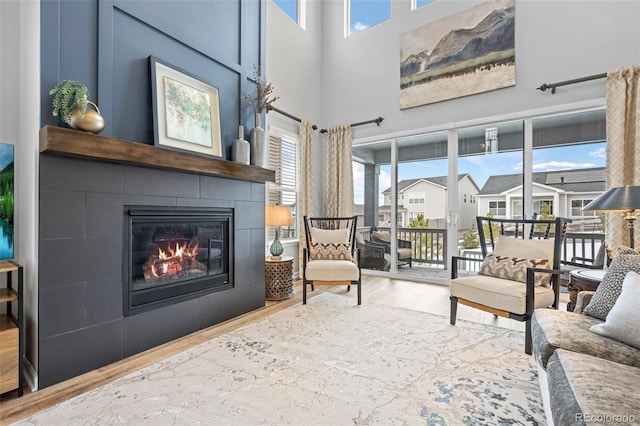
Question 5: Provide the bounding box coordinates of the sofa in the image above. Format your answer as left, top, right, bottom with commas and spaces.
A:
532, 249, 640, 425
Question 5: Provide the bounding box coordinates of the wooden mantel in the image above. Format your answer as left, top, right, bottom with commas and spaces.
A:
39, 125, 275, 183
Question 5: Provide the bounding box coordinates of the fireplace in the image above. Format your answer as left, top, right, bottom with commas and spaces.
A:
124, 206, 233, 316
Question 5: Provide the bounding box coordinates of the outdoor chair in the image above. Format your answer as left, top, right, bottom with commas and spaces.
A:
303, 216, 361, 305
450, 215, 569, 354
371, 230, 412, 267
355, 233, 390, 271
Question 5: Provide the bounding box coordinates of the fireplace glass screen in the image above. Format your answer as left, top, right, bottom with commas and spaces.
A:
125, 207, 232, 315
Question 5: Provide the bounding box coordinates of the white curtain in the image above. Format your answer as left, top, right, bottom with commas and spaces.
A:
298, 120, 313, 273
325, 124, 354, 217
605, 65, 640, 248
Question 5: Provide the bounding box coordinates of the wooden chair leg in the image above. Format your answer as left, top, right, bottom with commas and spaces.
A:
525, 319, 532, 355
450, 296, 458, 325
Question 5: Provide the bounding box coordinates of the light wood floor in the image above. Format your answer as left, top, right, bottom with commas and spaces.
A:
0, 275, 567, 425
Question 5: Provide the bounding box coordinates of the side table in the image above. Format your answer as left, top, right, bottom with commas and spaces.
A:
265, 256, 294, 301
567, 269, 605, 312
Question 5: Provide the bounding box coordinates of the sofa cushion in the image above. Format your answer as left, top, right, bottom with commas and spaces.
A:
547, 349, 640, 426
478, 254, 550, 286
532, 308, 640, 370
450, 275, 555, 315
583, 252, 640, 320
305, 259, 359, 281
590, 271, 640, 350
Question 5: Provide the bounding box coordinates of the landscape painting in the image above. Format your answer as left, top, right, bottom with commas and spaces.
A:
0, 143, 14, 260
400, 0, 515, 109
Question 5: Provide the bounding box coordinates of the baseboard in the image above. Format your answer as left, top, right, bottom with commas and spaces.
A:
23, 356, 38, 392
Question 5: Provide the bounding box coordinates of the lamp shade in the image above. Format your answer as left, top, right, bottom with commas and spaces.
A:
265, 205, 293, 227
582, 185, 640, 212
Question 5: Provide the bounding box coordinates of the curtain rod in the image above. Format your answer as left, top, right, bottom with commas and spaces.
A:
537, 72, 607, 94
319, 117, 384, 134
270, 107, 318, 130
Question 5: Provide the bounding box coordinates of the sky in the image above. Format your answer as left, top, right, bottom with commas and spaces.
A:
273, 0, 437, 34
0, 144, 14, 170
353, 142, 607, 204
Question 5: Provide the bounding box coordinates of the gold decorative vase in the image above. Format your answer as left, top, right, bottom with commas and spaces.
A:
69, 101, 105, 134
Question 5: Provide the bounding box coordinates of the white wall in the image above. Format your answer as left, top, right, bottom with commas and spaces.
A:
321, 0, 640, 141
0, 0, 40, 389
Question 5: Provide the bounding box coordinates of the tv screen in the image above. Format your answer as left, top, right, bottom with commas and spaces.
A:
0, 144, 14, 260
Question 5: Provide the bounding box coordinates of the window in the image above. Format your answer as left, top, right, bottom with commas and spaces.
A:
267, 129, 298, 240
512, 199, 523, 218
463, 194, 467, 203
347, 0, 390, 36
408, 192, 425, 204
571, 199, 597, 217
533, 200, 553, 216
488, 200, 506, 216
274, 0, 297, 23
413, 0, 437, 9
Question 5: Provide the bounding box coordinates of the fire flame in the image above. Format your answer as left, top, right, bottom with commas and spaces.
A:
150, 239, 199, 278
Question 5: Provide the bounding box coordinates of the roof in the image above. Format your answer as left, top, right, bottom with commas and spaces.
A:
382, 174, 472, 194
478, 167, 606, 195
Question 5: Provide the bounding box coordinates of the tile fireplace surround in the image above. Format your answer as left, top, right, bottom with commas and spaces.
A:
37, 126, 274, 388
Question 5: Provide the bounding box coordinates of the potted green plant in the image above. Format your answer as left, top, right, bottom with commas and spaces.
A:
49, 80, 104, 133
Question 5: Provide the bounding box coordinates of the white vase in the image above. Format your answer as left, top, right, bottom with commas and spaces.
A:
250, 113, 266, 168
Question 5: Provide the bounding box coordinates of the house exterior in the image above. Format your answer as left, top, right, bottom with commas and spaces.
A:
477, 167, 606, 228
380, 174, 480, 229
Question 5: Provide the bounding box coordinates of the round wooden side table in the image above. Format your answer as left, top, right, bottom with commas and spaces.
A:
567, 269, 606, 312
265, 256, 294, 301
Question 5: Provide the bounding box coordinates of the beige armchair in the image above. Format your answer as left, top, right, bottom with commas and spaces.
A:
371, 230, 412, 267
450, 216, 569, 354
302, 216, 361, 305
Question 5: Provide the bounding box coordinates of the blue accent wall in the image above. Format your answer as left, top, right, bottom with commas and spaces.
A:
40, 0, 265, 160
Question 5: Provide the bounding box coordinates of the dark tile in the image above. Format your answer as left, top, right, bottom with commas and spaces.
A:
86, 278, 123, 326
250, 182, 265, 202
234, 201, 265, 229
86, 193, 124, 237
235, 254, 264, 288
39, 237, 122, 288
198, 285, 263, 328
234, 229, 251, 259
122, 194, 178, 207
177, 198, 234, 208
38, 320, 122, 389
122, 298, 199, 358
201, 176, 252, 201
40, 189, 86, 239
250, 228, 265, 258
39, 283, 87, 338
123, 166, 200, 198
40, 156, 124, 193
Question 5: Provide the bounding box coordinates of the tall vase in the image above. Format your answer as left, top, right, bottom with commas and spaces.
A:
250, 113, 266, 168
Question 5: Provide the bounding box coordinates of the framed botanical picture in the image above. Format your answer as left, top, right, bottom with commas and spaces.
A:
150, 56, 222, 157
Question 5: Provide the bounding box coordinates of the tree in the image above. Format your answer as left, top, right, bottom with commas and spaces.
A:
462, 230, 480, 249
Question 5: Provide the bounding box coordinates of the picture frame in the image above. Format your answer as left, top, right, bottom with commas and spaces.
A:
150, 56, 222, 157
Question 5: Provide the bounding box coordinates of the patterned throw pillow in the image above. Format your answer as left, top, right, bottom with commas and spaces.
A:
478, 254, 550, 286
310, 242, 352, 261
583, 253, 640, 320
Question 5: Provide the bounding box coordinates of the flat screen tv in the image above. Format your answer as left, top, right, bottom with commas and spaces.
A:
0, 144, 14, 260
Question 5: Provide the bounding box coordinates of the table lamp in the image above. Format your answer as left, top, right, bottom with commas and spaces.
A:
265, 205, 293, 259
582, 185, 640, 249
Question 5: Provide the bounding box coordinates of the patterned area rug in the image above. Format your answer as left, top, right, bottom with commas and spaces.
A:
15, 293, 544, 425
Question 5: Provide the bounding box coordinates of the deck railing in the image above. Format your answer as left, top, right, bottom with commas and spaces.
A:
357, 227, 604, 274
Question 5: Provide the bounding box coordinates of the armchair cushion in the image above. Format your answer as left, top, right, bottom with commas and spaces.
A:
309, 227, 349, 244
583, 253, 640, 320
310, 242, 352, 261
371, 230, 391, 242
590, 271, 640, 350
450, 275, 555, 315
305, 259, 359, 281
398, 247, 412, 260
494, 236, 555, 286
478, 254, 550, 286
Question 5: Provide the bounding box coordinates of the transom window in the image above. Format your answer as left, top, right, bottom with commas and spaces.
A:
273, 0, 305, 29
347, 0, 390, 36
408, 192, 425, 204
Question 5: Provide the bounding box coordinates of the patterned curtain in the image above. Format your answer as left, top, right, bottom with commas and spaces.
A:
298, 120, 313, 274
605, 65, 640, 248
325, 124, 354, 217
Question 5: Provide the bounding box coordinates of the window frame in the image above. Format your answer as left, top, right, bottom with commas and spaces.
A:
267, 127, 299, 242
488, 200, 507, 216
408, 191, 425, 204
